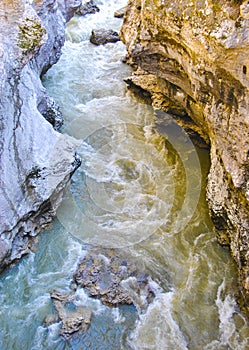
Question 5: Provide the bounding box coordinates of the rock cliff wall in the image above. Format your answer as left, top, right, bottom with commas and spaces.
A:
0, 0, 82, 270
121, 0, 249, 314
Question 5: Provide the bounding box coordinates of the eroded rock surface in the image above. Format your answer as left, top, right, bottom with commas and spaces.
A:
50, 290, 92, 340
0, 0, 82, 271
74, 249, 155, 309
120, 0, 249, 314
47, 249, 156, 339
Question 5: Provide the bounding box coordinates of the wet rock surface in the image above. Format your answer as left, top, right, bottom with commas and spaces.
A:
46, 249, 156, 340
90, 28, 120, 45
50, 290, 92, 340
73, 249, 155, 308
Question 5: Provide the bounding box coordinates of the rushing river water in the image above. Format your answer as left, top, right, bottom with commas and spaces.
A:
1, 0, 249, 349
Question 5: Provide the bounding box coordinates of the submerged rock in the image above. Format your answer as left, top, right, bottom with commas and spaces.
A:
90, 28, 120, 45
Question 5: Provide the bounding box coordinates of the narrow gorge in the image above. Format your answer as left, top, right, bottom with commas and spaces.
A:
0, 0, 248, 349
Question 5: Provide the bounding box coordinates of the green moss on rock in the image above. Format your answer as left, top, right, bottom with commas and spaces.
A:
18, 18, 46, 54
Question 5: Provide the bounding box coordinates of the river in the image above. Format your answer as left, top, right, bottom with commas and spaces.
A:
0, 0, 249, 349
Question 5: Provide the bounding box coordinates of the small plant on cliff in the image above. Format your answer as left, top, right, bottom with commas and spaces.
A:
18, 17, 46, 54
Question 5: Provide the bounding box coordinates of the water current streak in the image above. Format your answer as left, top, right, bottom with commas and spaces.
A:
0, 1, 248, 349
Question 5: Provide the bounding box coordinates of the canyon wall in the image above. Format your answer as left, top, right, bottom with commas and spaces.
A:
121, 0, 249, 314
0, 0, 82, 271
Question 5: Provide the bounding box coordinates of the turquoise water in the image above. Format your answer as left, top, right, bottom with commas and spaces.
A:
0, 1, 248, 349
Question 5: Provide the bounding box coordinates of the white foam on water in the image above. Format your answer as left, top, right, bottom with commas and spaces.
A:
128, 291, 188, 350
63, 113, 175, 246
121, 276, 164, 314
57, 114, 175, 247
112, 307, 126, 324
66, 0, 128, 42
204, 280, 249, 350
73, 287, 108, 315
0, 223, 87, 350
20, 0, 249, 348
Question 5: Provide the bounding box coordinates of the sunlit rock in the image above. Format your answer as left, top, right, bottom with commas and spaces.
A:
120, 0, 249, 315
50, 289, 92, 340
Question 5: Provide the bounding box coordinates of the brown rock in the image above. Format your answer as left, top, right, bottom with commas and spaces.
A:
120, 0, 249, 315
50, 290, 92, 340
60, 307, 92, 340
44, 314, 59, 327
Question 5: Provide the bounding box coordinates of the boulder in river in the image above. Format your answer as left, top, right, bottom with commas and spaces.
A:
76, 0, 100, 16
90, 29, 120, 45
46, 249, 158, 339
50, 290, 92, 340
73, 249, 156, 309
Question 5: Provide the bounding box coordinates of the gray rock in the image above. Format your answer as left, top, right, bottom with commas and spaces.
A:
60, 307, 92, 340
38, 96, 63, 130
90, 29, 120, 45
0, 1, 82, 271
76, 0, 100, 16
73, 249, 155, 308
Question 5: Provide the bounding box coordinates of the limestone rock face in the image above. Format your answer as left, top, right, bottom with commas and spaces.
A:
120, 0, 249, 313
0, 0, 82, 270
